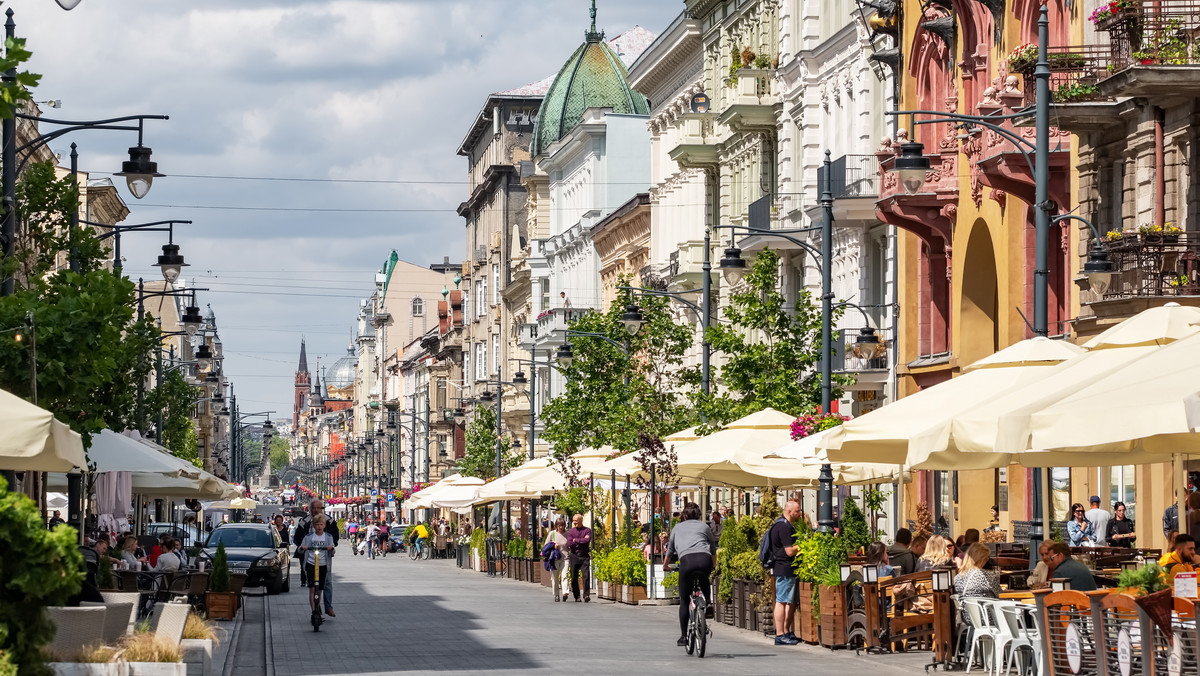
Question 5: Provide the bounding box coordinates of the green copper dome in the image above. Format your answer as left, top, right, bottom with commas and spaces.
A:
530, 34, 650, 157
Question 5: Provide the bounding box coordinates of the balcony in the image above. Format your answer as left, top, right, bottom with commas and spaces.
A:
717, 69, 779, 133
811, 154, 882, 223
668, 113, 719, 169
668, 239, 713, 291
833, 328, 891, 374
1078, 230, 1200, 334
526, 307, 592, 349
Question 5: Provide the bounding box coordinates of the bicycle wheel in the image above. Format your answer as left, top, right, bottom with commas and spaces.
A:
408, 544, 418, 560
421, 545, 431, 560
685, 610, 696, 655
695, 605, 707, 658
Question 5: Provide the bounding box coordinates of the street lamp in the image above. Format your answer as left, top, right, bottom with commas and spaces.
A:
195, 344, 213, 370
890, 141, 931, 195
620, 302, 644, 336
555, 343, 575, 367
114, 144, 164, 199
719, 245, 747, 285
54, 0, 83, 10
88, 218, 192, 276
154, 242, 188, 284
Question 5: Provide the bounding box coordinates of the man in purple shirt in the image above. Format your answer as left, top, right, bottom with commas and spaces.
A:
566, 513, 593, 602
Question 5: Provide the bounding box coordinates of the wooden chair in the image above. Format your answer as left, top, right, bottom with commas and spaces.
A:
44, 606, 107, 661
876, 571, 937, 652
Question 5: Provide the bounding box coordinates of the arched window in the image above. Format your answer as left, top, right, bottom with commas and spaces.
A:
412, 297, 425, 317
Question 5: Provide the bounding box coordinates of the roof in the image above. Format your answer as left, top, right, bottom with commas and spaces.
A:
530, 27, 651, 157
495, 74, 555, 97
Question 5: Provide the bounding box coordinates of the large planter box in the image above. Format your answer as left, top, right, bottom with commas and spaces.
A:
205, 591, 237, 621
540, 563, 552, 587
597, 580, 612, 600
51, 665, 127, 676
797, 582, 819, 644
127, 665, 186, 676
818, 584, 847, 648
180, 638, 212, 676
617, 583, 647, 605
742, 580, 763, 632
731, 579, 748, 629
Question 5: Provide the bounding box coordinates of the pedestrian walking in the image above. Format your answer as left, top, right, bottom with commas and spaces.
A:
543, 517, 568, 602
566, 513, 592, 602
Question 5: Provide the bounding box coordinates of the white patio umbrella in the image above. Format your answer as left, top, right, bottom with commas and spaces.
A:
824, 337, 1085, 466
472, 457, 552, 503
0, 387, 85, 472
755, 428, 907, 485
592, 426, 703, 479
951, 302, 1200, 457
83, 430, 203, 478
663, 408, 797, 487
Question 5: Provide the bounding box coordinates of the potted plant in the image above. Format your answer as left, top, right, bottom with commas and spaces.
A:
1007, 43, 1038, 72
1117, 563, 1175, 639
1131, 50, 1156, 65
1089, 0, 1141, 29
607, 546, 648, 604
180, 613, 217, 676
1052, 81, 1100, 103
49, 644, 122, 676
205, 543, 237, 621
740, 46, 756, 67
122, 634, 185, 676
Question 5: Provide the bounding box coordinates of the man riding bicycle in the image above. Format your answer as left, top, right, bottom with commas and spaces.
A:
664, 502, 717, 647
409, 521, 430, 557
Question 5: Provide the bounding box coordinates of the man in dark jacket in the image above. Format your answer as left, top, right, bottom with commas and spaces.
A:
566, 513, 593, 602
887, 528, 917, 576
294, 499, 340, 616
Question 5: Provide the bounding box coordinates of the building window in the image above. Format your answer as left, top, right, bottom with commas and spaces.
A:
464, 351, 471, 384
492, 264, 500, 306
475, 342, 486, 380
1110, 465, 1136, 522
540, 278, 550, 313
412, 297, 425, 317
491, 333, 499, 375
475, 281, 484, 318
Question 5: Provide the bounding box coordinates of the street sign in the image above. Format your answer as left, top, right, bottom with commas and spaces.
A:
371, 489, 378, 497
387, 493, 395, 503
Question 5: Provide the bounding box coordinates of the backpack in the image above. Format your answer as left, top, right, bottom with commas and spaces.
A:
758, 517, 787, 569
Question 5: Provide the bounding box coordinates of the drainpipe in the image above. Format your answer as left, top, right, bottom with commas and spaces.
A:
1155, 107, 1165, 227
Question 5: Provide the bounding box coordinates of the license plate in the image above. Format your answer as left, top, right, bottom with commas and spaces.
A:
230, 562, 251, 568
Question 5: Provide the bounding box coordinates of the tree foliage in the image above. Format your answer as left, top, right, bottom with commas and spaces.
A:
147, 368, 201, 466
704, 247, 849, 425
0, 477, 83, 676
540, 283, 700, 457
0, 162, 157, 448
269, 436, 291, 473
459, 404, 520, 480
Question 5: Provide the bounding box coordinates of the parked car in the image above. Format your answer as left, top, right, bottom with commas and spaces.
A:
202, 523, 291, 594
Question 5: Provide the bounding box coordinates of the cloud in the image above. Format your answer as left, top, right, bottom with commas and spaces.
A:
15, 0, 684, 423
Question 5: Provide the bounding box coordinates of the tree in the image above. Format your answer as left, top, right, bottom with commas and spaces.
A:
269, 436, 290, 474
540, 283, 701, 458
704, 246, 849, 424
147, 368, 201, 467
0, 162, 158, 450
458, 405, 520, 480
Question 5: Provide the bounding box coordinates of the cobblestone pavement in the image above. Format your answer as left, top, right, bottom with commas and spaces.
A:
261, 551, 930, 676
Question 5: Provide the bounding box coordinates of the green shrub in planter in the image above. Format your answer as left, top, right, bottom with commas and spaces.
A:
470, 528, 486, 558
208, 542, 231, 593
0, 476, 83, 676
606, 546, 647, 586
592, 549, 611, 582
662, 571, 680, 597
506, 537, 527, 558
730, 550, 766, 583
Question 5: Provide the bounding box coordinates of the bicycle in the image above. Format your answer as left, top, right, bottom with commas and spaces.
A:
668, 564, 710, 657
408, 537, 431, 560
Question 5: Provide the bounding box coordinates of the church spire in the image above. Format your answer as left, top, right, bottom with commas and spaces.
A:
586, 0, 603, 42
297, 338, 308, 374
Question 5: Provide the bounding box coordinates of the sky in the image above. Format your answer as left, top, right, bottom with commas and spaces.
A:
16, 0, 683, 423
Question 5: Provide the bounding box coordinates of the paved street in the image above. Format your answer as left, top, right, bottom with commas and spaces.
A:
250, 551, 929, 676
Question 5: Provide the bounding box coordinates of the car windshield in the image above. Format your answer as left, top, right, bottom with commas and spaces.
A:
206, 528, 275, 549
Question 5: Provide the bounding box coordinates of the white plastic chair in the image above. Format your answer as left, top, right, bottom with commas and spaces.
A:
963, 599, 1001, 673
998, 605, 1035, 675
1021, 606, 1043, 676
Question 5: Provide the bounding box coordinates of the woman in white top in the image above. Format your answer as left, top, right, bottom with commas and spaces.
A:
544, 517, 569, 602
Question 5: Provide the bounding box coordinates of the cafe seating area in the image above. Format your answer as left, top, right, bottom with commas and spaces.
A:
787, 547, 1197, 675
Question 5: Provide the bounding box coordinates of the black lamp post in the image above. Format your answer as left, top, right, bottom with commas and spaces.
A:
0, 9, 168, 296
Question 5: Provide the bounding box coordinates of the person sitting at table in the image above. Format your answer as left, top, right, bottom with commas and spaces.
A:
1159, 534, 1198, 592
1106, 501, 1136, 548
915, 534, 953, 572
1028, 541, 1056, 588
865, 541, 896, 578
118, 535, 147, 570
953, 529, 981, 564
148, 532, 172, 567
154, 538, 185, 571
953, 544, 999, 618
1066, 503, 1096, 547
1046, 542, 1097, 591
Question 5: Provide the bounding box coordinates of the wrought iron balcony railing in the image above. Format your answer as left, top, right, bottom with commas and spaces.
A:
1094, 230, 1200, 300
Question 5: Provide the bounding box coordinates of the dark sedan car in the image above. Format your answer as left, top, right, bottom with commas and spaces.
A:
203, 523, 290, 594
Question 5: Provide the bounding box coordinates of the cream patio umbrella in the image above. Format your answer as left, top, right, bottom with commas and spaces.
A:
426, 475, 485, 510
592, 426, 702, 479
661, 408, 799, 487
823, 336, 1086, 466
472, 457, 553, 503
0, 387, 85, 472
950, 302, 1200, 458
407, 475, 454, 509
755, 428, 908, 485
